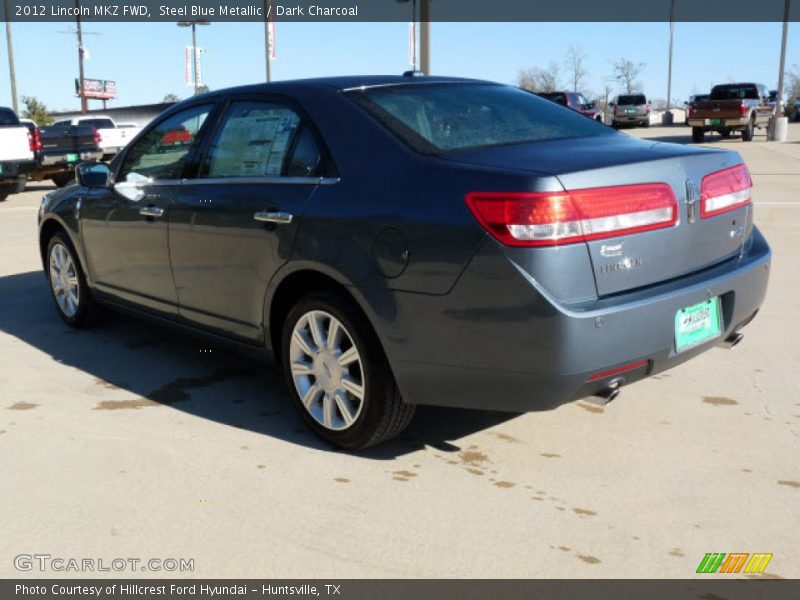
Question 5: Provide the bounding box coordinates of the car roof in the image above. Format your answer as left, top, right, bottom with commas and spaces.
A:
197, 75, 489, 99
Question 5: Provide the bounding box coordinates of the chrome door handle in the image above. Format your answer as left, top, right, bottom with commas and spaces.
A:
140, 206, 165, 218
254, 211, 293, 225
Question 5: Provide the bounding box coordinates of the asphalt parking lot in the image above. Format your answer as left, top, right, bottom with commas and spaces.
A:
1, 123, 798, 579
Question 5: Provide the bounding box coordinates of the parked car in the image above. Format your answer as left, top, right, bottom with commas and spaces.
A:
683, 94, 709, 125
609, 94, 650, 128
687, 83, 772, 143
38, 76, 771, 449
30, 123, 104, 187
50, 116, 142, 160
536, 91, 603, 122
0, 106, 37, 201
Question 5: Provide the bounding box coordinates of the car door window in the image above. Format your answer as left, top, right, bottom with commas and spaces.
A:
118, 104, 212, 182
202, 102, 304, 178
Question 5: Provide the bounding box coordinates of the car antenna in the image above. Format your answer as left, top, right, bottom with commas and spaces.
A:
402, 70, 425, 77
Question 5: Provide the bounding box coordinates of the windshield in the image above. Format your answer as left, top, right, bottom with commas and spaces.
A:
617, 95, 646, 105
348, 83, 613, 153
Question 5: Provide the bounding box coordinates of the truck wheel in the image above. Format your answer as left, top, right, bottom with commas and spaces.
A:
691, 127, 705, 143
0, 182, 15, 202
51, 173, 74, 188
742, 117, 755, 142
611, 121, 620, 129
281, 290, 415, 450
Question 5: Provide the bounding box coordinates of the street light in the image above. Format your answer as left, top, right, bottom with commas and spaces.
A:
177, 19, 210, 96
396, 0, 429, 74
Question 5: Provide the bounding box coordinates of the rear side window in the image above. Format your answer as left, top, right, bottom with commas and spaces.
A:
349, 83, 612, 153
539, 92, 567, 105
287, 127, 321, 177
617, 95, 646, 105
202, 101, 303, 178
0, 108, 20, 126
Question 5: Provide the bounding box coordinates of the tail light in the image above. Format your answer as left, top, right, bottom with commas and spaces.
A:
739, 102, 748, 116
93, 128, 102, 145
465, 184, 678, 247
32, 129, 42, 151
27, 131, 34, 151
646, 104, 651, 113
700, 164, 752, 218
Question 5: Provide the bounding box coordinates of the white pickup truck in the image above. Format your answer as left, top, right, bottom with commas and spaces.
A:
50, 115, 143, 160
0, 106, 37, 202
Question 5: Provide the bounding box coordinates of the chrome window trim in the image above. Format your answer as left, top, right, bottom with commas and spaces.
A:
145, 176, 340, 187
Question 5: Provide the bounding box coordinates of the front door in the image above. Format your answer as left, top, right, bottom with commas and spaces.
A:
169, 99, 326, 342
80, 104, 215, 315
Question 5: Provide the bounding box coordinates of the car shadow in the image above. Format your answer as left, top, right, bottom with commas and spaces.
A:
0, 271, 515, 459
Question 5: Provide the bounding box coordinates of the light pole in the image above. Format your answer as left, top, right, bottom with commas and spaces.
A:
4, 0, 18, 114
420, 0, 430, 75
768, 0, 790, 141
178, 19, 210, 95
665, 0, 675, 125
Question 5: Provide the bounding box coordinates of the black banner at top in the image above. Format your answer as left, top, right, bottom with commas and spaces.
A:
2, 0, 800, 22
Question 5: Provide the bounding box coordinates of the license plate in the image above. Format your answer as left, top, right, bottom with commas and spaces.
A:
710, 118, 721, 126
66, 153, 78, 163
675, 298, 722, 352
626, 109, 637, 114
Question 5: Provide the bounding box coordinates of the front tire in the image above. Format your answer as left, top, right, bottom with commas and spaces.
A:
692, 127, 705, 143
51, 173, 74, 188
281, 291, 415, 450
46, 231, 93, 327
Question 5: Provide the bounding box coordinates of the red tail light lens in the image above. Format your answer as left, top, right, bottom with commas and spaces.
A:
93, 128, 102, 144
465, 184, 678, 247
27, 131, 34, 152
739, 102, 748, 116
700, 164, 752, 218
34, 130, 42, 151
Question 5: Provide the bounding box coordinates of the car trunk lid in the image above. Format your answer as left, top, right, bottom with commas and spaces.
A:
443, 135, 750, 296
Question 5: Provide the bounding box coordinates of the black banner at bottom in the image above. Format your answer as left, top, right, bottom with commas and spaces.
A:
2, 579, 799, 600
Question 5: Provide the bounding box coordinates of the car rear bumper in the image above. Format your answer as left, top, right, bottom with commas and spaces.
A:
40, 151, 103, 167
688, 118, 749, 128
383, 227, 771, 412
614, 114, 648, 123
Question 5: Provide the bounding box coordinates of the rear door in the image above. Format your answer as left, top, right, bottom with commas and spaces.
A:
168, 96, 326, 342
80, 103, 216, 315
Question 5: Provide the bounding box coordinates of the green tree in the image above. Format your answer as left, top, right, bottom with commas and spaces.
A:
21, 96, 53, 125
162, 93, 180, 102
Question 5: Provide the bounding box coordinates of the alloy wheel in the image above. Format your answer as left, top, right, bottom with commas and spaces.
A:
288, 310, 365, 431
49, 243, 80, 318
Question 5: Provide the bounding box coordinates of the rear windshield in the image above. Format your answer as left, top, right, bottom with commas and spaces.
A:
617, 95, 646, 105
538, 92, 567, 105
0, 108, 20, 126
78, 118, 115, 129
710, 85, 759, 100
347, 83, 613, 153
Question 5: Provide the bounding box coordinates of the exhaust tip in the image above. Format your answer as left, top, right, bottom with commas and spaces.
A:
594, 378, 623, 405
724, 332, 744, 349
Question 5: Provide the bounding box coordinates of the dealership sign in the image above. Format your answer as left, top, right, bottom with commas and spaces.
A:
75, 78, 116, 100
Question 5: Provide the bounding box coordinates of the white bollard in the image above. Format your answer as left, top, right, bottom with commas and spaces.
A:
767, 116, 788, 142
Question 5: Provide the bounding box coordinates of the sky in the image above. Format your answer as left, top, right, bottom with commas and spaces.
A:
0, 21, 798, 113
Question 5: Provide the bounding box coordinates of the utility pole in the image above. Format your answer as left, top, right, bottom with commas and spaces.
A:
4, 0, 18, 114
769, 0, 790, 141
420, 0, 430, 75
76, 0, 88, 113
178, 19, 209, 95
665, 0, 675, 124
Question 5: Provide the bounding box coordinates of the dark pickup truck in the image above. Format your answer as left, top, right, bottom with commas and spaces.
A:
687, 83, 773, 143
30, 123, 104, 187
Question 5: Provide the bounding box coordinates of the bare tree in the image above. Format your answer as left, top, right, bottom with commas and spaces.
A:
784, 64, 800, 117
565, 45, 588, 93
612, 58, 645, 94
517, 61, 560, 93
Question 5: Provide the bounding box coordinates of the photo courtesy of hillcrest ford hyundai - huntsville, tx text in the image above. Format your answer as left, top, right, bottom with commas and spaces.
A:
37, 75, 771, 449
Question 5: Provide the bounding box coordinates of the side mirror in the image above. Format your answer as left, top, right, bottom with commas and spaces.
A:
76, 162, 111, 188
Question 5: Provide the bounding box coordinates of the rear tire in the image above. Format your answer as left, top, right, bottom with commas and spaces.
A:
51, 173, 74, 188
0, 183, 13, 202
45, 231, 94, 327
281, 291, 415, 450
692, 127, 705, 143
741, 116, 755, 142
611, 121, 620, 129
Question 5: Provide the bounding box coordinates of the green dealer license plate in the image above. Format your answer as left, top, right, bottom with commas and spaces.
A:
709, 118, 721, 125
675, 298, 722, 352
66, 153, 79, 163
